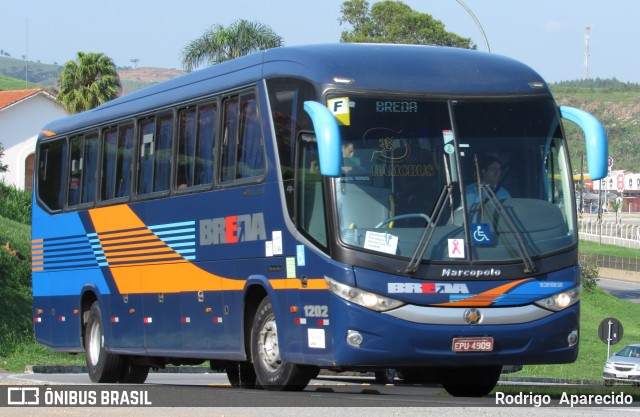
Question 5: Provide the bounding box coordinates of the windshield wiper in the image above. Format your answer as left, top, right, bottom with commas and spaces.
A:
404, 156, 454, 275
480, 184, 537, 274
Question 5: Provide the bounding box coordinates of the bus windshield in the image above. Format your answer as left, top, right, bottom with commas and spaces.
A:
332, 95, 575, 265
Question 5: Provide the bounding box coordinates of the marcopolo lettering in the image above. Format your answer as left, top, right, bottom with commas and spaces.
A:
441, 268, 502, 277
200, 213, 266, 245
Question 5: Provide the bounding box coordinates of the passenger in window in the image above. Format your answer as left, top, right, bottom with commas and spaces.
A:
341, 142, 365, 174
465, 155, 511, 204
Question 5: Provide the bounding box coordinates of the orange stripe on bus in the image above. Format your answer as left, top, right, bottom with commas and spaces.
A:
433, 278, 532, 307
88, 205, 324, 295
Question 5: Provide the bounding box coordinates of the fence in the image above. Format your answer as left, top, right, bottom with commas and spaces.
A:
581, 253, 640, 272
579, 219, 640, 250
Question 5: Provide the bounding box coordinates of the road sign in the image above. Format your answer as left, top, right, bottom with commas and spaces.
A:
608, 156, 614, 167
598, 317, 624, 358
617, 173, 624, 192
598, 317, 623, 345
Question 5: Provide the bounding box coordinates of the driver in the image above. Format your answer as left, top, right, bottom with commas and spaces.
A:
465, 155, 511, 204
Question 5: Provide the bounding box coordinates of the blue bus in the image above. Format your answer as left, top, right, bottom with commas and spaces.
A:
32, 44, 607, 397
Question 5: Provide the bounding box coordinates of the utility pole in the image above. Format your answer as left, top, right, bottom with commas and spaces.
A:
584, 25, 591, 80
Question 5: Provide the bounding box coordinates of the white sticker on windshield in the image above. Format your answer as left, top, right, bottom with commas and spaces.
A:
364, 231, 399, 255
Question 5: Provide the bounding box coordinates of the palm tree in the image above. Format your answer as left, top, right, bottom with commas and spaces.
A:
181, 19, 283, 71
56, 52, 121, 114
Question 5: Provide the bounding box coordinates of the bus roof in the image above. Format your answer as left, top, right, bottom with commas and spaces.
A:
40, 43, 549, 138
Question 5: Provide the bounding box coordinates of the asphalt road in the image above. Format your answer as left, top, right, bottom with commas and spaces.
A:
1, 372, 639, 416
598, 277, 640, 303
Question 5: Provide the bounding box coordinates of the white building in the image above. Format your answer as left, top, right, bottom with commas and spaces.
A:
0, 88, 69, 190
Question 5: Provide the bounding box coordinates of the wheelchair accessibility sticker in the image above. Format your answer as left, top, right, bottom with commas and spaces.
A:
472, 223, 493, 246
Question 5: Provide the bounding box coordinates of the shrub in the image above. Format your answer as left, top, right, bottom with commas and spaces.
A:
579, 254, 600, 292
0, 181, 31, 225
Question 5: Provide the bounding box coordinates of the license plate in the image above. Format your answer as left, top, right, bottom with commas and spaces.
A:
452, 337, 494, 352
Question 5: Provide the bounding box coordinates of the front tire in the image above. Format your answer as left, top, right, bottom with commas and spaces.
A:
85, 302, 124, 383
250, 297, 317, 391
438, 366, 502, 397
374, 369, 397, 385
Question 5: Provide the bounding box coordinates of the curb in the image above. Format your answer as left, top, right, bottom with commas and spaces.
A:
24, 365, 601, 385
26, 365, 212, 374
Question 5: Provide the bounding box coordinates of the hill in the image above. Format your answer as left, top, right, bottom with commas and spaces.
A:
0, 54, 638, 171
551, 79, 640, 172
0, 56, 61, 87
0, 56, 183, 94
117, 67, 185, 95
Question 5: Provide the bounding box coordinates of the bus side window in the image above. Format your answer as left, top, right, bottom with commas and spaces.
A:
237, 95, 264, 179
297, 136, 327, 248
101, 127, 118, 200
101, 124, 134, 201
265, 77, 318, 222
81, 134, 99, 205
37, 138, 68, 212
138, 114, 173, 195
194, 104, 216, 186
176, 108, 197, 188
137, 118, 156, 195
116, 124, 134, 198
177, 104, 217, 190
220, 91, 264, 183
68, 136, 83, 206
221, 97, 239, 183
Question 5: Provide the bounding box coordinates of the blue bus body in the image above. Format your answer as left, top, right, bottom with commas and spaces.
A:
32, 44, 607, 395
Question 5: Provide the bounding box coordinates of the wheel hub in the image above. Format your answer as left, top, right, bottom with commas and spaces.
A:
258, 319, 281, 371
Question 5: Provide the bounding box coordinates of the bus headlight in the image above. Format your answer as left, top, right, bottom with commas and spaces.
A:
325, 277, 405, 312
534, 286, 581, 311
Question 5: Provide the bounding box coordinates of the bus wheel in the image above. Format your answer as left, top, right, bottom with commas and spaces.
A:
374, 369, 396, 384
85, 302, 124, 383
438, 366, 501, 397
119, 358, 149, 384
225, 362, 257, 388
250, 297, 317, 391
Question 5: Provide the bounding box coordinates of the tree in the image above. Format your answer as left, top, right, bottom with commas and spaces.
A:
0, 143, 8, 173
181, 19, 283, 72
56, 52, 121, 114
339, 0, 476, 49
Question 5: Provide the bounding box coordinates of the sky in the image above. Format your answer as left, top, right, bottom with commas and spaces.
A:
2, 0, 640, 84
